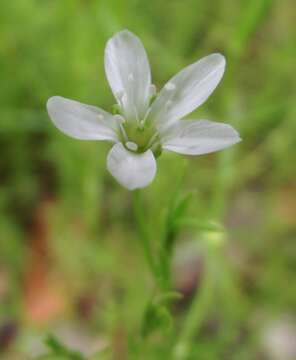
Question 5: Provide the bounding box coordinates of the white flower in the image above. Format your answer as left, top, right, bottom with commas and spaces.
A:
47, 30, 241, 190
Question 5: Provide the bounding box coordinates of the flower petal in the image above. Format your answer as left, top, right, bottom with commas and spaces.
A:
161, 119, 241, 155
104, 30, 151, 120
107, 143, 157, 190
149, 54, 226, 128
47, 96, 119, 141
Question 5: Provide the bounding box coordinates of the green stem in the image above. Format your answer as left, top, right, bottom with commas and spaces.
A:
132, 190, 158, 279
173, 259, 214, 360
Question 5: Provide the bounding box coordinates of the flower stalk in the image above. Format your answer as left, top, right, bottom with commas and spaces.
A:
132, 190, 158, 279
173, 260, 214, 359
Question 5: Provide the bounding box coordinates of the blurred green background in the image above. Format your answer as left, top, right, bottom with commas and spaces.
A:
0, 0, 295, 359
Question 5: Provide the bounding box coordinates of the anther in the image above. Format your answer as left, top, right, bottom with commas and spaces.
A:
164, 82, 176, 91
149, 84, 157, 98
115, 90, 125, 109
126, 141, 138, 152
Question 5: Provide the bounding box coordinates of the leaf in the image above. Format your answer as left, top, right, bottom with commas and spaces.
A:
44, 334, 85, 360
163, 191, 194, 253
141, 291, 182, 337
175, 218, 223, 232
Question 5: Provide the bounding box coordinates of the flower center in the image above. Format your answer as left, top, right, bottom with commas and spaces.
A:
123, 121, 157, 152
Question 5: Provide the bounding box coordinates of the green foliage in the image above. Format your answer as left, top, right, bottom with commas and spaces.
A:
42, 335, 85, 360
141, 291, 182, 337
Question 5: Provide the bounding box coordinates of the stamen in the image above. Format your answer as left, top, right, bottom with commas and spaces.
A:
119, 123, 128, 142
164, 82, 176, 91
115, 90, 125, 109
141, 107, 152, 127
132, 104, 140, 123
149, 84, 157, 98
146, 132, 159, 149
126, 141, 138, 152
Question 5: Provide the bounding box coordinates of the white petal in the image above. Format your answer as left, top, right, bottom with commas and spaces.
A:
162, 120, 241, 155
107, 143, 157, 190
149, 54, 226, 128
47, 96, 119, 141
104, 30, 151, 120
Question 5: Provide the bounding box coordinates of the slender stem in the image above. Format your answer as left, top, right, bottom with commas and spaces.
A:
159, 160, 189, 289
132, 190, 158, 279
173, 259, 214, 359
